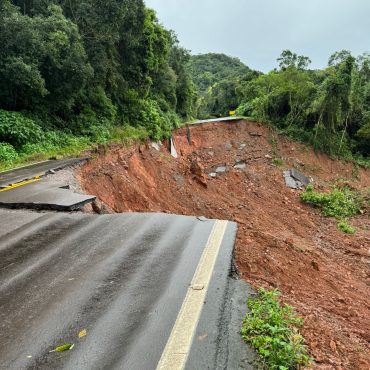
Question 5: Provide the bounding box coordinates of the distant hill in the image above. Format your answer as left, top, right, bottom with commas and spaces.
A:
188, 53, 254, 94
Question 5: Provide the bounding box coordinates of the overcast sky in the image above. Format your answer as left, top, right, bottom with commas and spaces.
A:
145, 0, 370, 72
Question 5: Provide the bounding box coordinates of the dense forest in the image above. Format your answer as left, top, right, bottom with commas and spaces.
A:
0, 1, 369, 168
188, 53, 260, 118
0, 0, 196, 167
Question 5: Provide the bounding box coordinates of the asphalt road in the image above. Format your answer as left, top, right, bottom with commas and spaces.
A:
0, 210, 254, 370
190, 117, 243, 125
0, 158, 87, 188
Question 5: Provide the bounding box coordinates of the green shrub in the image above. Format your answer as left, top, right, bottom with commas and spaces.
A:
0, 142, 19, 163
300, 184, 360, 219
354, 155, 370, 169
80, 119, 113, 143
236, 100, 255, 117
0, 110, 44, 148
241, 289, 310, 370
337, 220, 356, 234
125, 99, 177, 140
279, 126, 313, 144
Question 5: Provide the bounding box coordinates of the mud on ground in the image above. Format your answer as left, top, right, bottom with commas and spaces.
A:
79, 120, 370, 370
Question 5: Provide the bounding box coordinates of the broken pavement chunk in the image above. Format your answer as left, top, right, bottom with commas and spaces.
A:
234, 160, 246, 170
283, 169, 311, 189
225, 142, 233, 151
249, 132, 262, 137
290, 168, 310, 186
215, 166, 227, 173
169, 136, 178, 158
150, 142, 161, 151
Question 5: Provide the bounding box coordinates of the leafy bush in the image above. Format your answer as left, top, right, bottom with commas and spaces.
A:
337, 220, 356, 234
126, 99, 176, 140
80, 120, 113, 143
0, 142, 19, 164
300, 184, 360, 219
236, 100, 258, 118
0, 110, 44, 148
241, 289, 310, 370
354, 155, 370, 169
279, 126, 313, 145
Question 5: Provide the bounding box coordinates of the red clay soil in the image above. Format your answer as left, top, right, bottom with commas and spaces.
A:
79, 120, 370, 370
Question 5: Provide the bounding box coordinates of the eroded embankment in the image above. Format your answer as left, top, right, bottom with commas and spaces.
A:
79, 120, 370, 369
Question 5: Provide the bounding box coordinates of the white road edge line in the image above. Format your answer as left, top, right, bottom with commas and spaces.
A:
156, 219, 228, 370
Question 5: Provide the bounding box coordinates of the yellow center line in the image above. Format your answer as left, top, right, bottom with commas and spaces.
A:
156, 219, 228, 370
0, 177, 41, 192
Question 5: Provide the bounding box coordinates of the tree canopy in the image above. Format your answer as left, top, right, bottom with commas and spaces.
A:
236, 50, 370, 157
0, 0, 196, 134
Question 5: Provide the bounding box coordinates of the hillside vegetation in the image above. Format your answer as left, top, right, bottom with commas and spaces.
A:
0, 0, 196, 168
194, 51, 370, 162
0, 2, 369, 169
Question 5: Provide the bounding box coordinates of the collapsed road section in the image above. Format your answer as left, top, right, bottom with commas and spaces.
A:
0, 159, 95, 211
0, 158, 87, 188
0, 179, 95, 211
0, 209, 255, 370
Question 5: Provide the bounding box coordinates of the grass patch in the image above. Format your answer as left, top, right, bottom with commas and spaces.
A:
110, 125, 149, 145
0, 137, 90, 172
241, 289, 310, 370
272, 158, 284, 166
0, 125, 149, 172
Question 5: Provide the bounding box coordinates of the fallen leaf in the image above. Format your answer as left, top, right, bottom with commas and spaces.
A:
49, 343, 74, 353
78, 329, 87, 338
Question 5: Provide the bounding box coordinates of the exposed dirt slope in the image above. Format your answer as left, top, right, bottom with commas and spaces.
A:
79, 120, 370, 369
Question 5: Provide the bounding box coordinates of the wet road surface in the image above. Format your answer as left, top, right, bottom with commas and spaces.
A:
0, 210, 254, 370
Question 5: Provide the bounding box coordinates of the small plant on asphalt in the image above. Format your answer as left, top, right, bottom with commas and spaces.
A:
241, 289, 310, 370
